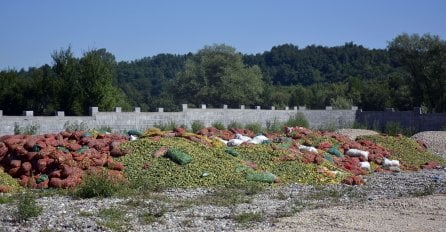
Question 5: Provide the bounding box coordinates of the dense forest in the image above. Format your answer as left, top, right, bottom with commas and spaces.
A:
1, 33, 445, 115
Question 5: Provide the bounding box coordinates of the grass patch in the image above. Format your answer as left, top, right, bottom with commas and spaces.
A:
98, 207, 128, 232
212, 121, 226, 130
285, 112, 309, 128
410, 184, 437, 197
0, 195, 14, 204
244, 123, 263, 134
233, 212, 263, 224
191, 120, 205, 133
74, 170, 126, 198
15, 192, 43, 222
138, 207, 166, 224
79, 210, 94, 217
198, 188, 253, 207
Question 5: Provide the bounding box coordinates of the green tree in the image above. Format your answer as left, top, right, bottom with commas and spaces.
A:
389, 33, 446, 112
79, 49, 129, 112
173, 44, 264, 107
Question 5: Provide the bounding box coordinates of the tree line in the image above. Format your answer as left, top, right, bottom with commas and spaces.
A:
1, 33, 445, 115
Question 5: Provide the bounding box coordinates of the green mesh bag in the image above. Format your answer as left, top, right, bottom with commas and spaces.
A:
327, 147, 343, 157
225, 148, 239, 157
246, 172, 276, 183
165, 148, 193, 165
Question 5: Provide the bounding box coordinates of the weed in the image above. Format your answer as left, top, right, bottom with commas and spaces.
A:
227, 121, 244, 129
196, 188, 252, 207
16, 192, 43, 222
265, 118, 283, 133
233, 212, 263, 224
0, 195, 14, 204
411, 184, 437, 197
275, 191, 288, 200
286, 112, 309, 128
244, 122, 263, 134
14, 122, 40, 135
191, 120, 205, 133
79, 210, 94, 217
98, 207, 128, 232
64, 121, 88, 132
74, 170, 125, 198
138, 208, 166, 224
153, 121, 178, 131
212, 121, 226, 130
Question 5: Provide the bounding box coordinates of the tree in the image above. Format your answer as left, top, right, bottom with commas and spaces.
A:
172, 44, 264, 107
79, 49, 129, 112
388, 33, 446, 112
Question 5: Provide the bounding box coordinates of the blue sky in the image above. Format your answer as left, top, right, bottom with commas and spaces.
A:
1, 0, 445, 70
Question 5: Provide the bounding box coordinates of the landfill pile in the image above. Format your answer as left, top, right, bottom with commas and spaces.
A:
1, 126, 445, 192
0, 131, 128, 192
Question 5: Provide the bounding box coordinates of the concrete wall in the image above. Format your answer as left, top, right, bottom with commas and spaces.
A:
0, 105, 356, 135
1, 105, 445, 136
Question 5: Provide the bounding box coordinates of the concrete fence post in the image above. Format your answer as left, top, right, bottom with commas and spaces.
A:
158, 108, 164, 112
223, 104, 228, 109
115, 107, 122, 113
299, 106, 306, 110
271, 106, 275, 110
294, 106, 298, 111
0, 110, 2, 117
56, 111, 65, 117
134, 107, 141, 113
182, 104, 188, 111
351, 106, 358, 110
201, 104, 206, 109
325, 106, 333, 110
89, 107, 98, 116
256, 106, 261, 110
240, 105, 245, 110
285, 106, 289, 110
23, 111, 33, 116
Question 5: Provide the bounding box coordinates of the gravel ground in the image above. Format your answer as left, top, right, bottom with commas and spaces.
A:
412, 131, 446, 159
1, 169, 446, 232
1, 129, 445, 232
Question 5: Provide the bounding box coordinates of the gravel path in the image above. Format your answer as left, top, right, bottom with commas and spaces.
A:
1, 169, 446, 232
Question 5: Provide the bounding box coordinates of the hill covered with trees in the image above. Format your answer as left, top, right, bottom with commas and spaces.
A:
1, 33, 445, 115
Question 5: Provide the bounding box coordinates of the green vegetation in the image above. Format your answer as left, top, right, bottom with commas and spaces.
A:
285, 112, 309, 128
244, 122, 262, 134
64, 121, 88, 132
14, 123, 40, 135
227, 121, 244, 130
16, 192, 43, 222
191, 120, 205, 133
153, 121, 178, 131
212, 121, 226, 130
98, 207, 128, 232
74, 170, 124, 198
2, 33, 445, 115
233, 212, 263, 224
384, 121, 415, 136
